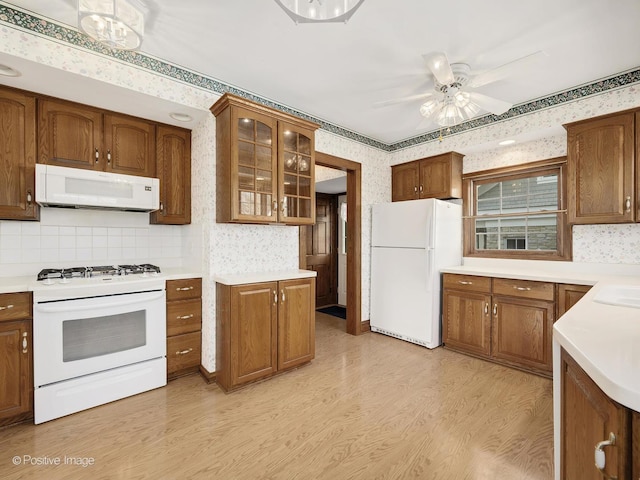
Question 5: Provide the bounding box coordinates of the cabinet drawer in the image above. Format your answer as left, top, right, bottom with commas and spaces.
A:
167, 331, 201, 375
443, 274, 491, 293
0, 292, 31, 322
493, 278, 554, 301
167, 298, 202, 336
166, 278, 202, 301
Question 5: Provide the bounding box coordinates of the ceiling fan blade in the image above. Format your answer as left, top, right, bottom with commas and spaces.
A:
468, 92, 512, 115
373, 92, 436, 108
422, 52, 455, 85
468, 50, 548, 88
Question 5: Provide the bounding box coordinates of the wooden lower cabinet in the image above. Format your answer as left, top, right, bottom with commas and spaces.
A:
557, 283, 592, 317
442, 289, 491, 357
561, 348, 632, 479
442, 274, 555, 376
492, 296, 554, 373
0, 292, 33, 426
166, 278, 202, 379
216, 277, 315, 392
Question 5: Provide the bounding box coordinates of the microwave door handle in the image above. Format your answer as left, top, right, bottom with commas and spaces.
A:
34, 291, 165, 313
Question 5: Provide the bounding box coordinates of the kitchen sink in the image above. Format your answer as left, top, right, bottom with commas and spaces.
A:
593, 284, 640, 309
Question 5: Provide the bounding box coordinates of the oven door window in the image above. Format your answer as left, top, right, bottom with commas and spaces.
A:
63, 310, 147, 362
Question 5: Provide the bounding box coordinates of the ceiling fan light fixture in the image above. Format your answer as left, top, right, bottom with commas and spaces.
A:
437, 102, 464, 128
419, 99, 439, 117
274, 0, 365, 24
78, 0, 145, 50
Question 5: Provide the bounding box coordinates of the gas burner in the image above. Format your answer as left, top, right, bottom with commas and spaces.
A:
37, 264, 161, 281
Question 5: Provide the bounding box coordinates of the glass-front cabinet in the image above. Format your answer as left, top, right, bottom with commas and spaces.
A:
212, 94, 318, 225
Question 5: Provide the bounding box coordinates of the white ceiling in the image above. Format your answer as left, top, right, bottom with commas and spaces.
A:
2, 0, 640, 146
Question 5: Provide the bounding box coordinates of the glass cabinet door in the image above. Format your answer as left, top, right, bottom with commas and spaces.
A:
232, 108, 278, 222
279, 122, 315, 225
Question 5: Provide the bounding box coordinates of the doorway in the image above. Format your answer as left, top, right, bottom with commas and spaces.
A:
299, 152, 363, 336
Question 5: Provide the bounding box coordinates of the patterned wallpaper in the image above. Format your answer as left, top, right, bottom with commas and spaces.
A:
2, 9, 640, 372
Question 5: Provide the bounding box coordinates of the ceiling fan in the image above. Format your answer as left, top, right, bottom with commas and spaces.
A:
376, 51, 546, 130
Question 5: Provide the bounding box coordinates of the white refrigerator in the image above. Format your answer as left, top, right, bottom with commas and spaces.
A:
370, 198, 462, 348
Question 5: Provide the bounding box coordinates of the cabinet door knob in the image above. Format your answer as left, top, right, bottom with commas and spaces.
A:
107, 149, 112, 164
624, 196, 631, 213
594, 432, 616, 479
0, 304, 14, 311
493, 304, 498, 316
95, 148, 99, 163
281, 289, 286, 302
419, 185, 423, 192
484, 303, 489, 315
272, 200, 278, 215
26, 190, 32, 206
273, 289, 277, 305
22, 332, 28, 354
414, 186, 418, 193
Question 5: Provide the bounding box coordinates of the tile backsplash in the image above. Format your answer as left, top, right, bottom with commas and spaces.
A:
0, 207, 183, 277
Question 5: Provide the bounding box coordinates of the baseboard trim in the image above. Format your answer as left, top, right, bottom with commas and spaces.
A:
198, 365, 217, 384
361, 320, 370, 332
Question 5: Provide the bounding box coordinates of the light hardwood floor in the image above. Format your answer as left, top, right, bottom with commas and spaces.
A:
0, 313, 553, 479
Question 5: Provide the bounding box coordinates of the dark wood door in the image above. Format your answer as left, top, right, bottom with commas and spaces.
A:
0, 87, 38, 220
151, 125, 191, 225
561, 349, 631, 480
302, 193, 337, 307
277, 278, 315, 370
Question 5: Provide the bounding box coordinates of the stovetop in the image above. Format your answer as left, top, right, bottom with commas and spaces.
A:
33, 264, 165, 302
37, 264, 161, 282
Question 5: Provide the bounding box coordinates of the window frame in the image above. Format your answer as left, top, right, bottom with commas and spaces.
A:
462, 157, 571, 261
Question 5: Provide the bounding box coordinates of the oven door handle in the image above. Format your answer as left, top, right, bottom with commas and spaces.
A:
34, 291, 165, 313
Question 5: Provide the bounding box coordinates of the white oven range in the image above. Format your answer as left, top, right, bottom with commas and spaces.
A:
32, 265, 166, 424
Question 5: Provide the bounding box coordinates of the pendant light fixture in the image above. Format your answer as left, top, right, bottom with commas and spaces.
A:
274, 0, 365, 24
78, 0, 146, 50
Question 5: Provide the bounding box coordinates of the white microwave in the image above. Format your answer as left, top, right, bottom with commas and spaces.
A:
36, 164, 160, 212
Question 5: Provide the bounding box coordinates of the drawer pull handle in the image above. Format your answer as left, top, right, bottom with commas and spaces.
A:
0, 304, 14, 311
176, 348, 193, 355
594, 432, 616, 479
177, 314, 194, 320
513, 286, 531, 291
176, 286, 194, 291
458, 281, 473, 285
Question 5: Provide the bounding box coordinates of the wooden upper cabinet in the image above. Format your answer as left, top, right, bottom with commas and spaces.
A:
566, 111, 635, 224
391, 161, 420, 201
212, 93, 318, 225
391, 151, 463, 202
104, 113, 156, 177
38, 98, 103, 170
419, 152, 463, 199
151, 125, 191, 225
38, 98, 156, 177
0, 87, 38, 220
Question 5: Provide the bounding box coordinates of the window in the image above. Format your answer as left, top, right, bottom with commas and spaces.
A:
463, 157, 570, 261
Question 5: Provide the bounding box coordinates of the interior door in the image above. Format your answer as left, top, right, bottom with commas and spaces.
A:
302, 193, 337, 308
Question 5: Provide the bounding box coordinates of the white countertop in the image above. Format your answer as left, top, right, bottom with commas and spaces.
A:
442, 261, 640, 412
214, 269, 317, 285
